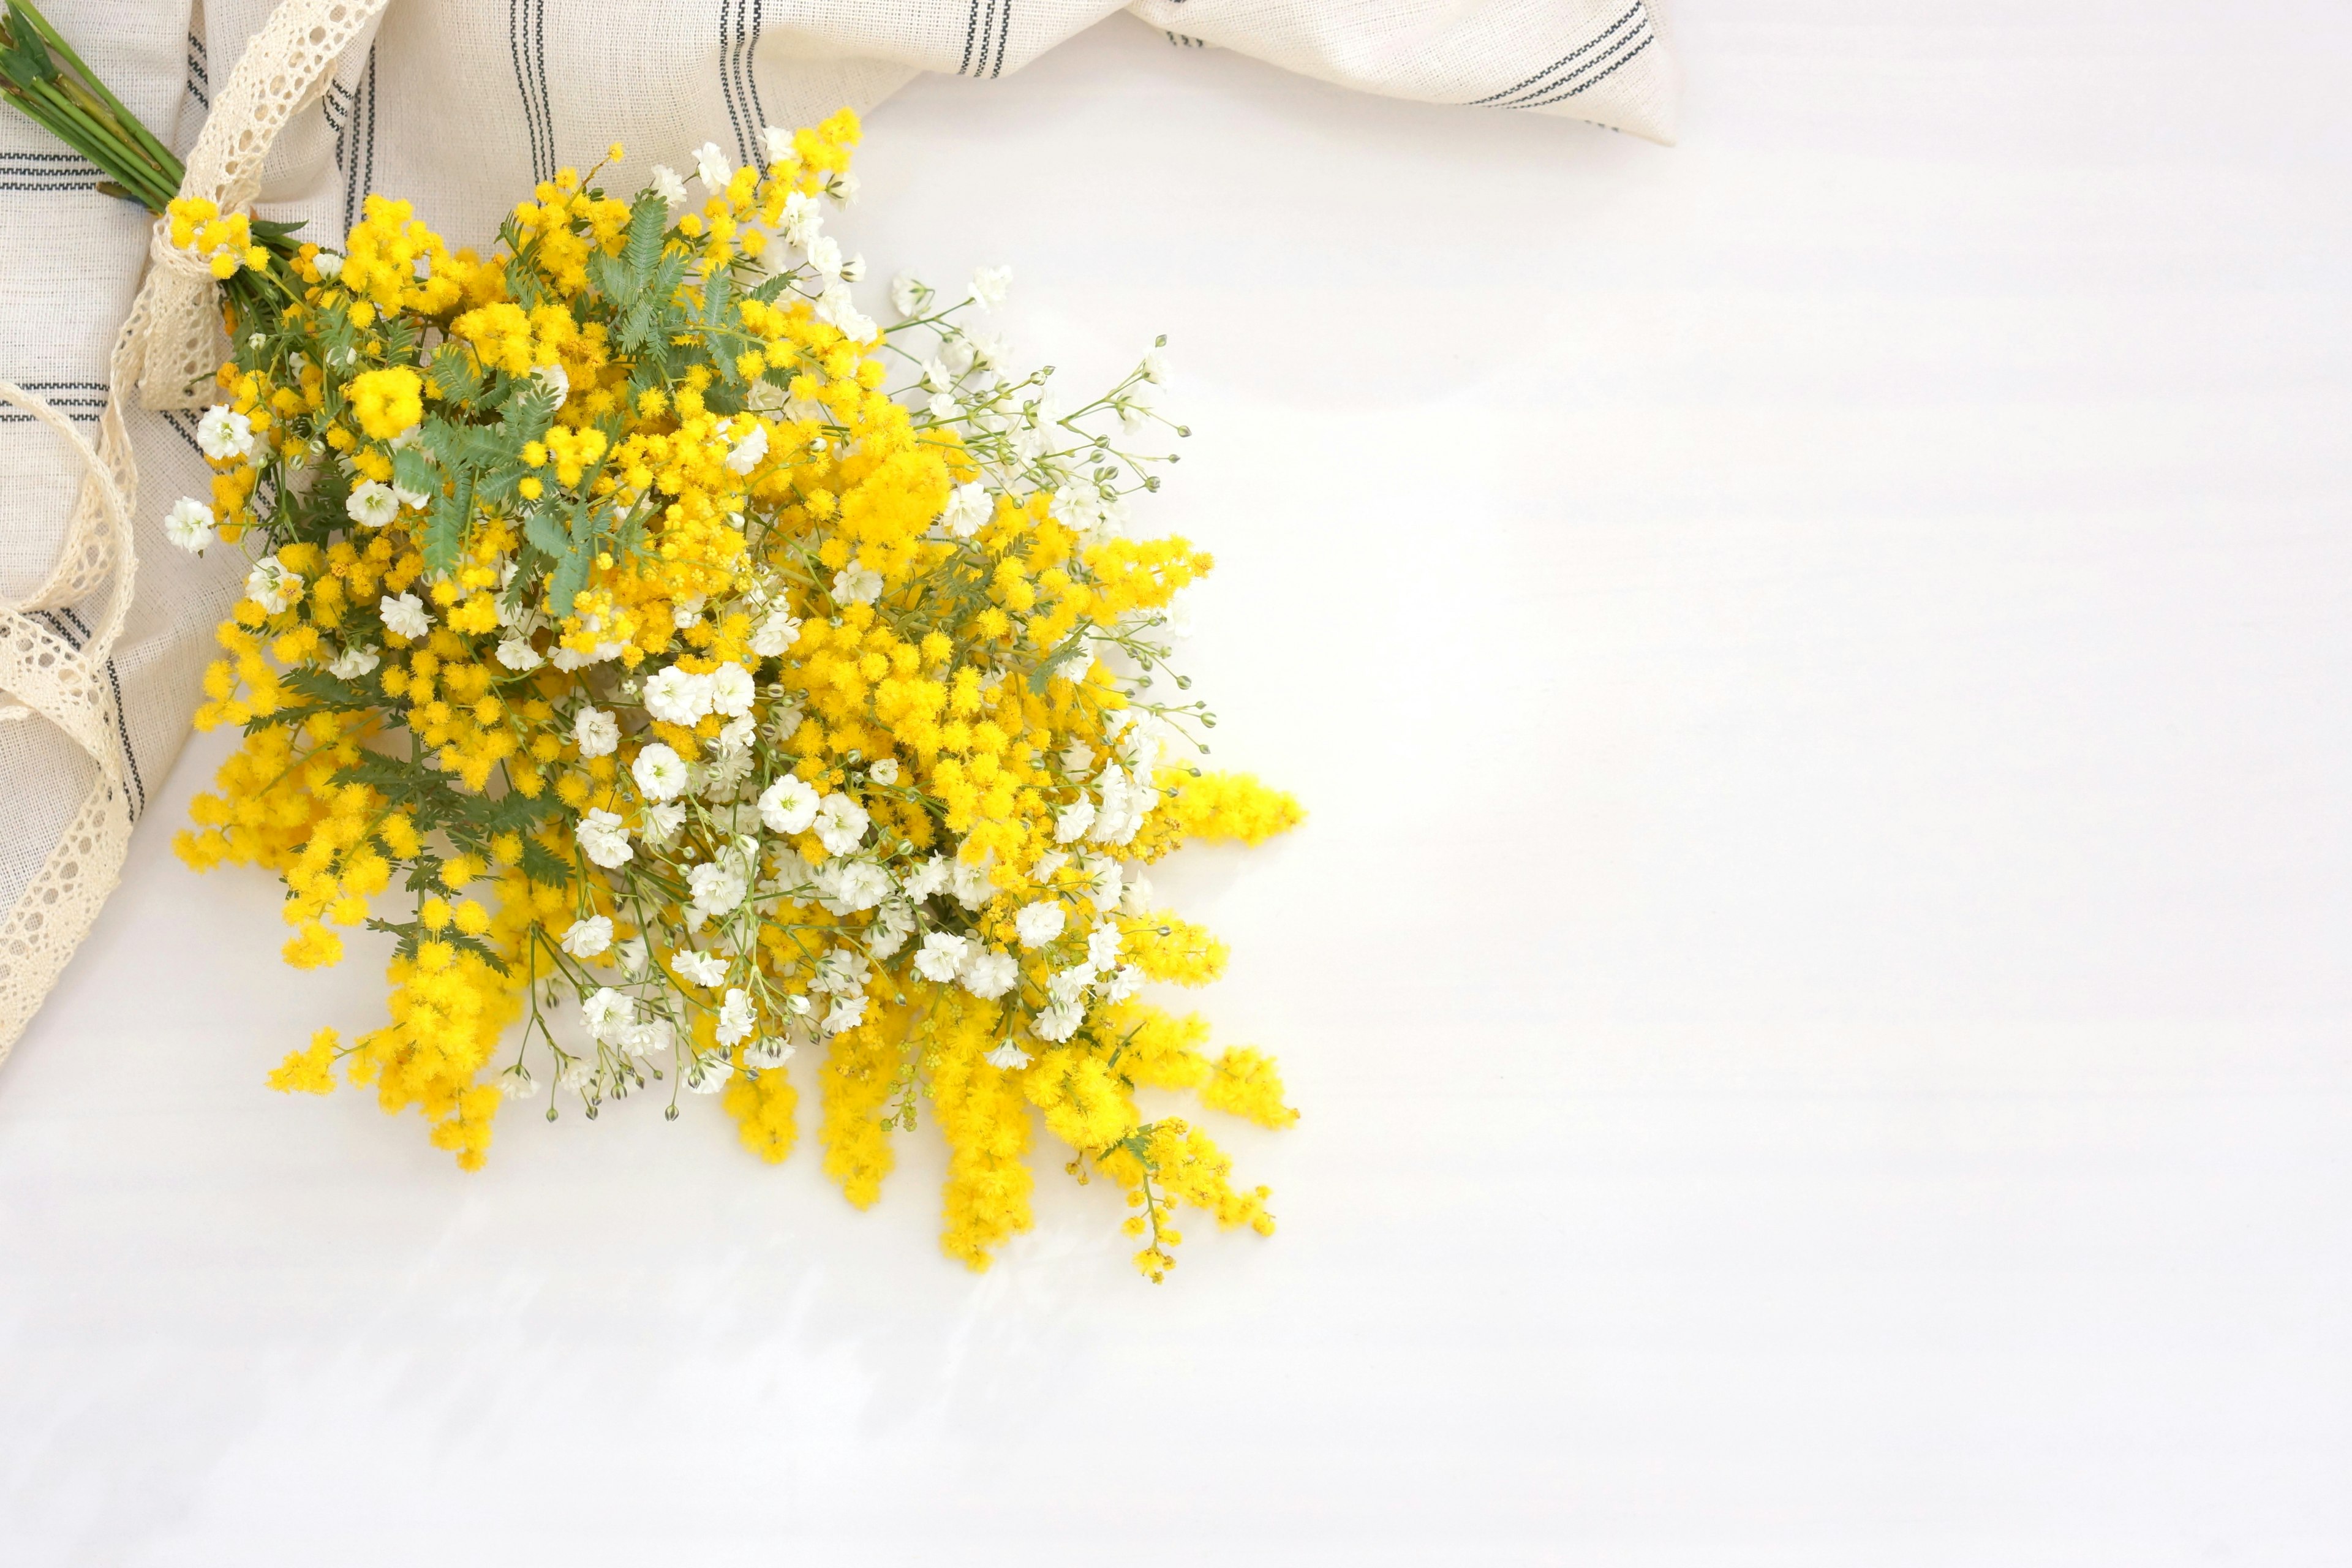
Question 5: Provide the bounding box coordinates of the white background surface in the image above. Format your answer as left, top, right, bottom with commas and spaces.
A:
6, 6, 2351, 1562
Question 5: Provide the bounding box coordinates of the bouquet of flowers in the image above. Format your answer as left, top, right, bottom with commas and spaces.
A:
3, 1, 1302, 1280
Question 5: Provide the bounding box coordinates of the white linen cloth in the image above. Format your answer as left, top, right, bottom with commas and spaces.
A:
0, 0, 1678, 1061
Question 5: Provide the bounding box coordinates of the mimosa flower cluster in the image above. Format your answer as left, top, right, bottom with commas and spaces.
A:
168, 111, 1303, 1281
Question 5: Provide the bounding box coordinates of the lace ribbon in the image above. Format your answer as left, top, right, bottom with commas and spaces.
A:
0, 0, 391, 1065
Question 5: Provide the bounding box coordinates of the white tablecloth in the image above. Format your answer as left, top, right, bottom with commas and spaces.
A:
5, 7, 2349, 1562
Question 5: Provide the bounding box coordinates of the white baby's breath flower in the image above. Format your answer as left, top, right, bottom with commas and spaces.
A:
821, 994, 867, 1035
1087, 922, 1122, 970
496, 638, 543, 672
246, 556, 301, 614
344, 481, 399, 530
811, 793, 870, 855
744, 1035, 795, 1069
581, 987, 636, 1042
709, 662, 756, 717
940, 481, 990, 539
632, 742, 689, 801
968, 265, 1011, 309
921, 356, 953, 393
163, 497, 215, 553
755, 778, 815, 838
379, 592, 428, 639
1141, 346, 1169, 383
902, 855, 951, 900
688, 858, 750, 919
684, 1050, 734, 1093
750, 610, 801, 657
824, 859, 891, 912
814, 283, 875, 342
576, 807, 633, 868
560, 915, 613, 959
926, 393, 960, 421
913, 931, 971, 983
715, 987, 757, 1045
959, 945, 1019, 1001
827, 171, 859, 204
497, 1064, 539, 1101
831, 565, 882, 605
780, 189, 822, 247
533, 362, 569, 410
650, 164, 688, 206
1054, 797, 1096, 843
643, 665, 715, 725
642, 800, 687, 846
950, 855, 996, 910
868, 758, 900, 786
1035, 999, 1084, 1042
717, 714, 756, 753
672, 949, 728, 987
724, 421, 768, 475
805, 233, 843, 278
573, 706, 619, 758
693, 141, 731, 190
622, 1019, 674, 1058
312, 251, 344, 279
196, 405, 254, 461
760, 124, 793, 165
891, 273, 926, 318
986, 1041, 1031, 1070
326, 644, 379, 680
1014, 900, 1066, 949
1103, 964, 1142, 1003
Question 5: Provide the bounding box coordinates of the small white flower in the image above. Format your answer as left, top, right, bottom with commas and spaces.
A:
940, 481, 990, 539
163, 497, 216, 553
622, 1019, 674, 1058
967, 330, 1009, 370
1142, 347, 1169, 383
345, 480, 400, 530
196, 405, 254, 461
688, 859, 751, 918
559, 1058, 596, 1095
581, 987, 636, 1042
968, 265, 1011, 309
869, 758, 900, 786
828, 172, 860, 205
717, 714, 757, 752
843, 254, 866, 282
394, 483, 431, 511
560, 916, 613, 958
312, 251, 344, 279
902, 855, 951, 900
326, 644, 379, 680
1103, 965, 1142, 1003
715, 987, 757, 1046
812, 951, 872, 995
684, 1050, 734, 1094
632, 742, 689, 801
650, 164, 688, 206
744, 1035, 795, 1069
693, 141, 731, 190
643, 665, 715, 726
573, 706, 620, 758
246, 556, 301, 614
811, 794, 870, 856
1086, 856, 1124, 908
815, 283, 875, 342
913, 930, 971, 983
805, 233, 843, 278
672, 949, 728, 987
642, 801, 687, 845
950, 856, 996, 910
821, 994, 867, 1035
1054, 797, 1096, 844
533, 362, 570, 410
758, 775, 820, 835
671, 593, 707, 630
1087, 922, 1122, 970
724, 421, 769, 475
1035, 999, 1084, 1042
831, 565, 881, 605
986, 1041, 1032, 1071
921, 356, 953, 393
760, 124, 793, 165
497, 1064, 539, 1100
750, 610, 801, 657
496, 637, 543, 672
890, 272, 925, 317
708, 662, 756, 717
379, 592, 428, 639
576, 807, 634, 868
959, 946, 1019, 1000
780, 190, 823, 249
925, 392, 960, 422
1014, 900, 1066, 949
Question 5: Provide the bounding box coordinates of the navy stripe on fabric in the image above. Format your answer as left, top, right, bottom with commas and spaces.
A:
1467, 2, 1643, 107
